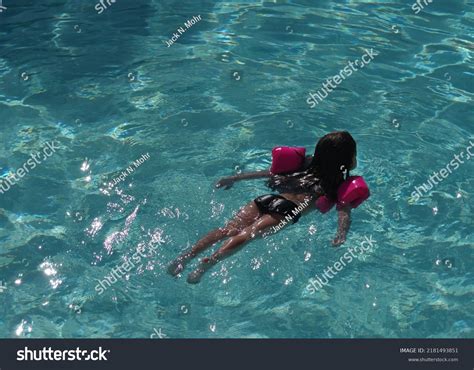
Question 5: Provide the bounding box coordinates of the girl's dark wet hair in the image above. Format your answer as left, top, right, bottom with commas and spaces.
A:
267, 131, 357, 200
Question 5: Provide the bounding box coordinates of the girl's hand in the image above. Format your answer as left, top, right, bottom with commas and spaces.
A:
332, 235, 346, 247
215, 177, 235, 190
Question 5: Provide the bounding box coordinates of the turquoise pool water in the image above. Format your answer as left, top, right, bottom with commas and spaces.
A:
0, 0, 472, 338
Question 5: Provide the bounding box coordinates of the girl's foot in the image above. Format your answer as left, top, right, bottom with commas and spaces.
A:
167, 252, 193, 276
187, 257, 217, 284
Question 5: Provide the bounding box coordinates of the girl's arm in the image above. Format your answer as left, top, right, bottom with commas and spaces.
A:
215, 170, 271, 189
332, 206, 351, 246
216, 155, 313, 189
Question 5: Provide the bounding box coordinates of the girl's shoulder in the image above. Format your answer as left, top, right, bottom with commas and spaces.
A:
302, 155, 313, 169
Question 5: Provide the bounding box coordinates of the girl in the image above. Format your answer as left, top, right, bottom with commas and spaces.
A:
168, 131, 362, 284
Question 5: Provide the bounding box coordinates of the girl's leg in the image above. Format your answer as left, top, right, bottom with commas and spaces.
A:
167, 201, 261, 276
187, 213, 282, 284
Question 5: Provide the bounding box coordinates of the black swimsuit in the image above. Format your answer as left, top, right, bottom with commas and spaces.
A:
254, 194, 302, 223
257, 156, 321, 224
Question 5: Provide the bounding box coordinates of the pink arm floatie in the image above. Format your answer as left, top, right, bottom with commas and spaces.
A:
270, 146, 306, 174
315, 176, 370, 213
336, 176, 370, 210
315, 196, 336, 213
